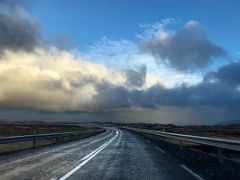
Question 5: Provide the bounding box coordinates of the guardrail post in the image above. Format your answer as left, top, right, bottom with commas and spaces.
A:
218, 148, 223, 163
180, 140, 183, 150
162, 136, 166, 143
33, 128, 36, 148
162, 128, 166, 143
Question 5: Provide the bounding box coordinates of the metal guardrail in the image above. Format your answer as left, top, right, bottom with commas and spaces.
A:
126, 127, 240, 163
0, 130, 103, 148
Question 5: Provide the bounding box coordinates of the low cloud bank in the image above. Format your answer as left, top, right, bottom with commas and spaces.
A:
1, 49, 239, 115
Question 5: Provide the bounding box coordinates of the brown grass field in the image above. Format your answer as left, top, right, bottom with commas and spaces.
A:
0, 122, 102, 154
111, 122, 240, 140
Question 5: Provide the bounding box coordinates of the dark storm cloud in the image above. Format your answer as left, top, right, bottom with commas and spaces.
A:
0, 0, 41, 55
91, 82, 130, 110
125, 65, 147, 88
204, 61, 240, 87
139, 21, 227, 71
136, 82, 240, 109
91, 65, 240, 111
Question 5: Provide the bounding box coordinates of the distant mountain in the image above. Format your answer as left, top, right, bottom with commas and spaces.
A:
218, 120, 240, 125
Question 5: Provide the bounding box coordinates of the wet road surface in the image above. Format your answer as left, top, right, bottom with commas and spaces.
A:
0, 129, 203, 180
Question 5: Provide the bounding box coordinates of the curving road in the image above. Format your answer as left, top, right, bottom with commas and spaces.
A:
0, 129, 203, 180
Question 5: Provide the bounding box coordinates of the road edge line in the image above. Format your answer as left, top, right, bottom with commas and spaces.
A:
58, 131, 118, 180
180, 164, 204, 180
155, 146, 166, 153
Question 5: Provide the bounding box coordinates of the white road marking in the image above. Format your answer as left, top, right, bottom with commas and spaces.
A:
58, 130, 119, 180
155, 146, 166, 153
180, 164, 204, 180
80, 131, 118, 162
0, 130, 112, 169
146, 139, 151, 143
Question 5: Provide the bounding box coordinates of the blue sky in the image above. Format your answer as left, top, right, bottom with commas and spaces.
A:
30, 0, 240, 57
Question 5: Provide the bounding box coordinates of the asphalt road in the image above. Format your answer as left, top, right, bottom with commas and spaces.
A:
0, 129, 204, 180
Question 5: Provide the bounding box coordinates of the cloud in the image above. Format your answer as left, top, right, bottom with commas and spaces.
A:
82, 36, 202, 88
88, 75, 240, 113
0, 1, 41, 55
0, 48, 127, 112
139, 21, 227, 71
90, 82, 130, 110
204, 61, 240, 87
137, 18, 176, 39
139, 81, 240, 109
0, 48, 152, 112
1, 46, 239, 122
0, 1, 237, 124
125, 65, 147, 88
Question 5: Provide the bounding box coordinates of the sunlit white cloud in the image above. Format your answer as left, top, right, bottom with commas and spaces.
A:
0, 48, 126, 112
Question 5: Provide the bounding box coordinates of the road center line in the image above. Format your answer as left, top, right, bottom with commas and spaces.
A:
180, 164, 203, 180
154, 146, 166, 153
58, 130, 119, 180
